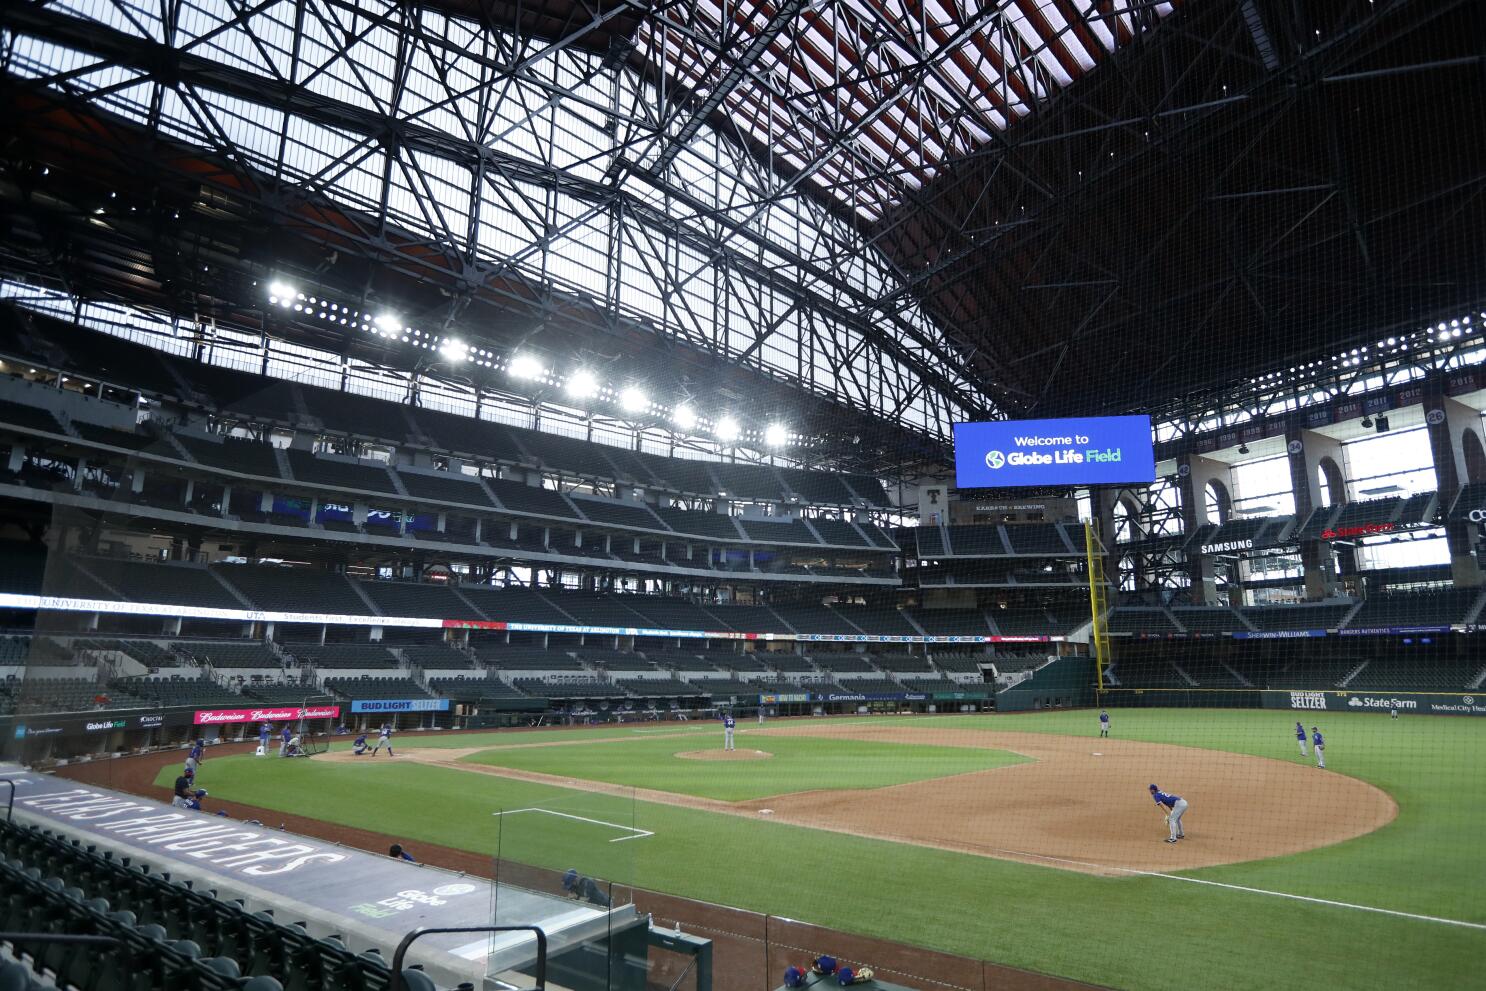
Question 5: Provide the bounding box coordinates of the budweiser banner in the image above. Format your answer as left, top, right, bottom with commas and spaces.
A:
193, 706, 340, 725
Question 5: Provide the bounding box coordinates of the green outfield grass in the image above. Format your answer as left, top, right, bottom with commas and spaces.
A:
461, 732, 1028, 800
159, 710, 1485, 991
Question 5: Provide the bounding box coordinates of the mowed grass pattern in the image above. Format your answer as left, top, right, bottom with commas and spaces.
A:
461, 733, 1028, 800
157, 710, 1485, 991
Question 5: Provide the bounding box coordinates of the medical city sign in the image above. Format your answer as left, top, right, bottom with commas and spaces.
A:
954, 416, 1156, 488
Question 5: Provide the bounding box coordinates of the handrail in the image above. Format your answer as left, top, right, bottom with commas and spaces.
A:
389, 925, 546, 991
1, 779, 14, 822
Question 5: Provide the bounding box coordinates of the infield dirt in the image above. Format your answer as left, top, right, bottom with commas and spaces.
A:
318, 722, 1396, 875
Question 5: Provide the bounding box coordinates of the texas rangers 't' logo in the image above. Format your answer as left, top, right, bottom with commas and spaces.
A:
984, 450, 1005, 469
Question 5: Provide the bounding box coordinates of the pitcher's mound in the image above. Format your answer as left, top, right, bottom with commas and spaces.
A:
676, 749, 773, 761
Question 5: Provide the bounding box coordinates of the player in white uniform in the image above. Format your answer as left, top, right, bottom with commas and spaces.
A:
371, 724, 394, 756
722, 712, 736, 751
1312, 727, 1325, 768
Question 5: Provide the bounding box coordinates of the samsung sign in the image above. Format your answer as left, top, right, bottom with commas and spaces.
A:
954, 416, 1156, 488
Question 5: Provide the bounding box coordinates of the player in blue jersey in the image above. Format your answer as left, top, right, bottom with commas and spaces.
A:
279, 725, 291, 757
1098, 709, 1110, 738
1312, 727, 1325, 768
372, 724, 394, 756
1149, 784, 1187, 842
1295, 721, 1308, 757
352, 732, 369, 756
722, 711, 736, 751
258, 720, 272, 756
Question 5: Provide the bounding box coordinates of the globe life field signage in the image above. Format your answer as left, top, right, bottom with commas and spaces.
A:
954, 416, 1156, 488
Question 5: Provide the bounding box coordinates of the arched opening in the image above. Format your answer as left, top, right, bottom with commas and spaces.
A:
1316, 456, 1345, 507
1462, 427, 1486, 485
1203, 479, 1232, 525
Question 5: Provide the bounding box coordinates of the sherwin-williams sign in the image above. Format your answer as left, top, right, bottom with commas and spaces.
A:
954, 416, 1155, 488
350, 699, 451, 713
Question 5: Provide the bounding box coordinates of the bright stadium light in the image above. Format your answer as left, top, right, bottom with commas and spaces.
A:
267, 281, 295, 307
373, 313, 403, 334
672, 405, 698, 431
764, 422, 789, 447
619, 386, 648, 414
566, 369, 599, 400
507, 354, 544, 380
715, 415, 741, 443
438, 338, 468, 363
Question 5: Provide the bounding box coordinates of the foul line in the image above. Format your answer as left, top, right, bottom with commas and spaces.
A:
491, 807, 653, 843
1007, 850, 1486, 931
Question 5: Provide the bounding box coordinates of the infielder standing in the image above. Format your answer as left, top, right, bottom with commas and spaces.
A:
722, 711, 736, 752
1312, 726, 1325, 768
1098, 709, 1110, 738
1149, 784, 1187, 842
1295, 721, 1308, 757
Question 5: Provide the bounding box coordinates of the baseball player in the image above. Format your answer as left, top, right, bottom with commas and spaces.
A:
257, 721, 271, 756
1295, 721, 1308, 757
722, 711, 736, 752
372, 724, 394, 756
171, 773, 194, 809
352, 732, 369, 756
184, 789, 207, 812
1149, 783, 1187, 842
279, 725, 291, 757
1312, 727, 1326, 768
1098, 709, 1110, 738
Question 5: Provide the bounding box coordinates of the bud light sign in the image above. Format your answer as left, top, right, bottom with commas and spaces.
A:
954, 416, 1156, 488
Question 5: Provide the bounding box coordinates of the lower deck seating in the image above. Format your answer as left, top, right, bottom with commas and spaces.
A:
0, 817, 456, 991
322, 676, 429, 700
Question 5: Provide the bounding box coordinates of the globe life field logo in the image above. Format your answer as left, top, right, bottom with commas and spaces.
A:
985, 450, 1006, 469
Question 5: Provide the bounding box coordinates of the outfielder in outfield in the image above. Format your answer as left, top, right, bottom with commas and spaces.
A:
1312, 727, 1326, 768
1098, 709, 1110, 738
1149, 783, 1187, 842
1295, 721, 1308, 757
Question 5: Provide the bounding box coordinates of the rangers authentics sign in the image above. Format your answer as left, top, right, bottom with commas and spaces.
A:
193, 706, 340, 725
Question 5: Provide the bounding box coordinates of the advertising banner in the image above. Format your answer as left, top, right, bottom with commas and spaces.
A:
813, 692, 930, 703
1231, 630, 1329, 640
1262, 691, 1486, 716
758, 693, 810, 704
953, 416, 1156, 488
193, 706, 340, 725
1337, 625, 1452, 637
350, 699, 450, 714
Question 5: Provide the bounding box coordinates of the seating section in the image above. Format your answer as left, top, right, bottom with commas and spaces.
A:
1241, 604, 1353, 631
474, 645, 585, 671
1004, 525, 1075, 555
396, 469, 495, 507
807, 517, 870, 547
485, 478, 579, 518
285, 449, 396, 494
988, 608, 1054, 636
427, 673, 528, 699
810, 654, 875, 673
0, 816, 442, 991
1171, 608, 1246, 633
0, 398, 64, 434
323, 676, 429, 700
214, 566, 375, 616
359, 582, 485, 621
931, 651, 990, 672
1345, 655, 1479, 691
173, 641, 281, 670
76, 559, 242, 610
1108, 608, 1177, 634
114, 676, 243, 707
1344, 589, 1477, 628
1110, 655, 1189, 688
513, 678, 628, 699
291, 644, 398, 669
571, 496, 665, 530
737, 518, 818, 545
910, 609, 989, 635
829, 678, 904, 694
177, 434, 284, 478
945, 526, 1006, 556
399, 644, 475, 669
4, 677, 147, 713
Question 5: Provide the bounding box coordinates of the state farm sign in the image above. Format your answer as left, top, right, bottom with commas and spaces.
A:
193, 706, 340, 725
1321, 523, 1394, 540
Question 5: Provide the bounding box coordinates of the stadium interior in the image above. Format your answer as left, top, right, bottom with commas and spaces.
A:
0, 1, 1482, 990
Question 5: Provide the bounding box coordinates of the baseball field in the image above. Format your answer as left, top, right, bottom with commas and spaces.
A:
153, 709, 1483, 990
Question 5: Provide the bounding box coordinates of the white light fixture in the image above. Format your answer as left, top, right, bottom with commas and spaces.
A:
507, 354, 544, 380
267, 281, 295, 307
764, 423, 789, 447
672, 405, 698, 431
715, 416, 741, 443
373, 313, 402, 334
438, 338, 468, 363
566, 369, 599, 400
619, 386, 648, 414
